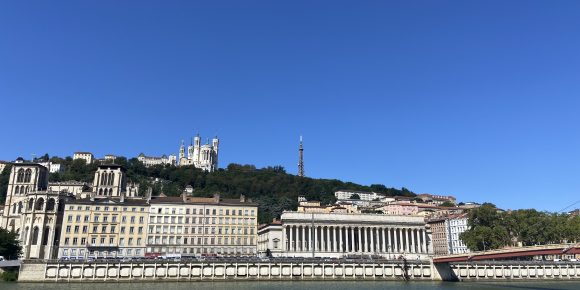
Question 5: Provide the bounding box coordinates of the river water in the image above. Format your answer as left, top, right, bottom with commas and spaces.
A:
1, 281, 580, 290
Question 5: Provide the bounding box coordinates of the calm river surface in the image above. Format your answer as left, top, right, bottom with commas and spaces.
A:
1, 281, 580, 290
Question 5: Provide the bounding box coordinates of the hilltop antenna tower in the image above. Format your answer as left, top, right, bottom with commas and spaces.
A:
298, 136, 304, 177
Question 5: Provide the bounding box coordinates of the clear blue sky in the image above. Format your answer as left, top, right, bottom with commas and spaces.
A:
1, 1, 579, 212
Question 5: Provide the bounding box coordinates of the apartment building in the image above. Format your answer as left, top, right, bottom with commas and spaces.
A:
146, 194, 258, 257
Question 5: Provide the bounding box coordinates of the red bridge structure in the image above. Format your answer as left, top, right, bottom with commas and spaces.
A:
434, 243, 580, 263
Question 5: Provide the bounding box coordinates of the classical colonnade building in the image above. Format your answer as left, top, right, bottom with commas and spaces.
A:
279, 212, 431, 259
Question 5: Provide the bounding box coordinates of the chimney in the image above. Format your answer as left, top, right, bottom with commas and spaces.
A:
182, 192, 187, 203
90, 191, 95, 202
120, 191, 125, 203
240, 194, 246, 203
213, 193, 220, 203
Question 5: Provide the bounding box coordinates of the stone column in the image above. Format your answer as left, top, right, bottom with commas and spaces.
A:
333, 226, 337, 252
283, 226, 287, 251
324, 226, 330, 252
387, 228, 392, 252
357, 227, 362, 252
308, 225, 312, 252
339, 226, 343, 252
411, 229, 416, 253
382, 228, 387, 253
422, 229, 427, 253
314, 225, 318, 252
300, 225, 306, 252
370, 227, 375, 253
320, 226, 326, 252
398, 228, 403, 253
289, 225, 294, 252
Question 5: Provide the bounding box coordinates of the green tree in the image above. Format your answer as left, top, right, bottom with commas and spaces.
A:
0, 164, 13, 203
440, 201, 455, 207
0, 228, 22, 260
460, 203, 510, 251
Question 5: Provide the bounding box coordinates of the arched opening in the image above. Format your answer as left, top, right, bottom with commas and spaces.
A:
53, 228, 60, 245
42, 227, 50, 245
109, 172, 114, 185
18, 201, 23, 213
12, 204, 16, 214
27, 198, 34, 210
25, 186, 29, 194
23, 227, 29, 242
46, 198, 56, 211
24, 169, 32, 183
32, 227, 39, 245
99, 188, 103, 195
17, 169, 24, 182
102, 173, 108, 186
35, 198, 45, 211
14, 186, 19, 195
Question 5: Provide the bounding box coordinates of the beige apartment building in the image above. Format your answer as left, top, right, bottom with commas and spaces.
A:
146, 193, 258, 257
58, 197, 150, 259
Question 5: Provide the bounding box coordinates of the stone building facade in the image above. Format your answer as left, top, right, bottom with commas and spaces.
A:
146, 194, 257, 257
276, 212, 432, 259
1, 163, 72, 259
137, 153, 176, 167
58, 197, 150, 259
178, 134, 219, 172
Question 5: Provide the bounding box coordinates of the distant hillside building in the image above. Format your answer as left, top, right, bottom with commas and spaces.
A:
178, 134, 219, 172
416, 194, 456, 206
37, 161, 65, 173
73, 152, 94, 164
334, 190, 385, 201
137, 153, 176, 167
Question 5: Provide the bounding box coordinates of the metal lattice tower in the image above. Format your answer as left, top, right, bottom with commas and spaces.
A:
298, 135, 304, 177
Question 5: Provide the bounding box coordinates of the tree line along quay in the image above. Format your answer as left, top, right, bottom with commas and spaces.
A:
0, 154, 578, 282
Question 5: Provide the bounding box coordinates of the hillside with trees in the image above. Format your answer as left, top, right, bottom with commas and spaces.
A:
1, 155, 416, 223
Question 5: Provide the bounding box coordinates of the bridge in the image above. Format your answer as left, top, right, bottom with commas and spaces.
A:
434, 243, 580, 263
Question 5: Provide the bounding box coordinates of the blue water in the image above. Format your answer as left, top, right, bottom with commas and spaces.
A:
1, 281, 580, 290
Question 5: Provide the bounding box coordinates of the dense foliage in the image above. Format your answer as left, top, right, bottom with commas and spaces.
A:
0, 228, 21, 260
7, 155, 416, 224
0, 164, 12, 203
460, 203, 580, 251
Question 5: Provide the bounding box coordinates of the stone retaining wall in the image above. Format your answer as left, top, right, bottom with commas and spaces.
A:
18, 260, 432, 282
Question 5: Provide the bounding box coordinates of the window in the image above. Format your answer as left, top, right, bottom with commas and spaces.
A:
73, 238, 78, 245
66, 226, 71, 233
67, 215, 73, 222
81, 238, 86, 245
64, 238, 70, 245
82, 226, 88, 234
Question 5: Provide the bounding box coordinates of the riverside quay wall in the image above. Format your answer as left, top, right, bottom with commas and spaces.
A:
18, 259, 432, 282
434, 261, 580, 281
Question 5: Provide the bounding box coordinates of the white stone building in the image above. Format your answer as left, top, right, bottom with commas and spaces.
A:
137, 153, 176, 167
92, 164, 127, 197
178, 134, 219, 172
446, 214, 469, 254
257, 221, 283, 256
0, 163, 72, 259
37, 162, 65, 173
334, 190, 385, 202
73, 152, 94, 164
271, 211, 432, 259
